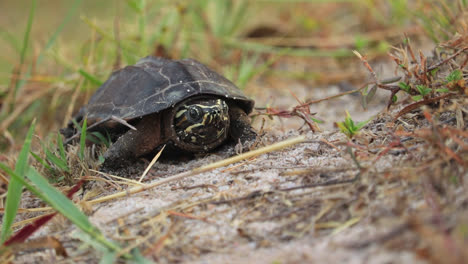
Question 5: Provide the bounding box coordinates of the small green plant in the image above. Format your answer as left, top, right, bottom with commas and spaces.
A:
412, 84, 431, 101
336, 111, 369, 139
398, 82, 411, 93
30, 133, 70, 182
446, 69, 462, 83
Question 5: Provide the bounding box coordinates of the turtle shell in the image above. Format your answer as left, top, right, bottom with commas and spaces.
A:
82, 56, 254, 125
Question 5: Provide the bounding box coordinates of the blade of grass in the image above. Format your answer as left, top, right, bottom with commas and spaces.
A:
100, 251, 118, 264
57, 133, 67, 161
4, 180, 83, 246
11, 0, 37, 103
44, 147, 69, 172
223, 38, 351, 58
0, 119, 36, 242
1, 0, 82, 130
81, 15, 139, 61
78, 68, 103, 86
89, 131, 110, 147
137, 0, 146, 50
35, 0, 82, 67
30, 151, 53, 171
0, 163, 121, 252
79, 118, 87, 160
223, 0, 248, 37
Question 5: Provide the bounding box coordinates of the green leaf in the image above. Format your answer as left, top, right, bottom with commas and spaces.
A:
354, 35, 369, 50
366, 84, 377, 104
0, 119, 36, 242
446, 69, 462, 82
310, 116, 324, 124
416, 85, 431, 96
356, 119, 369, 130
412, 95, 423, 101
398, 82, 411, 93
126, 0, 144, 13
381, 76, 402, 84
436, 88, 450, 93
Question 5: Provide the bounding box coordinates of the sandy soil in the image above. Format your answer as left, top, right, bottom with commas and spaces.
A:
13, 45, 468, 263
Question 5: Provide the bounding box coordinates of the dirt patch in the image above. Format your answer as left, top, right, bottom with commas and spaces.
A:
15, 79, 468, 263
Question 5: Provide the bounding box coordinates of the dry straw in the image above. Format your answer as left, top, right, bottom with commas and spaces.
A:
88, 135, 306, 205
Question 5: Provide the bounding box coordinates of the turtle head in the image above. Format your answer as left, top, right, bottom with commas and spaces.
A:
171, 97, 230, 152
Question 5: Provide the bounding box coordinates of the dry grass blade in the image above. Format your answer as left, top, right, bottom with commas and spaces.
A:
7, 236, 68, 257
87, 135, 306, 205
89, 170, 143, 186
138, 145, 165, 182
331, 217, 361, 236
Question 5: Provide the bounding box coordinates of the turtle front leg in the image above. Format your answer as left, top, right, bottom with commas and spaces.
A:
228, 105, 257, 150
102, 114, 162, 169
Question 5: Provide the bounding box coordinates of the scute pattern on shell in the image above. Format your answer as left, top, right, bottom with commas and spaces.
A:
83, 56, 254, 124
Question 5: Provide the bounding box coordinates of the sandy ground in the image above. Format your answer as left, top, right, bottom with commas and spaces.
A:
12, 44, 468, 263
13, 78, 448, 264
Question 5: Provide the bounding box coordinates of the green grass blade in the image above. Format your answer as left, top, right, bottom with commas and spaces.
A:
137, 0, 146, 49
24, 167, 93, 235
9, 0, 36, 105
225, 0, 248, 36
99, 251, 118, 264
79, 118, 87, 160
89, 131, 110, 147
45, 148, 69, 172
0, 164, 121, 252
30, 151, 53, 171
36, 0, 82, 66
223, 38, 351, 58
0, 119, 36, 242
57, 132, 67, 161
13, 0, 82, 101
79, 68, 103, 86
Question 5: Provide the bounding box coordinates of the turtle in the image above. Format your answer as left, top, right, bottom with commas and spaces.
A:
61, 56, 256, 169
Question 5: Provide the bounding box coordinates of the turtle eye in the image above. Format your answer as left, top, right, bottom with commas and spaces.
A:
187, 106, 203, 123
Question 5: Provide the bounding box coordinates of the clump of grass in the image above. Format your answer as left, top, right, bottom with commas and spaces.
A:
30, 119, 111, 186
0, 121, 134, 260
414, 0, 468, 43
0, 0, 82, 149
